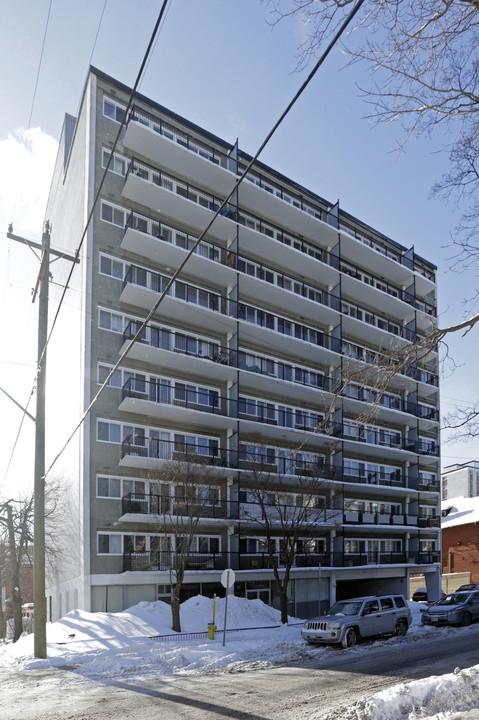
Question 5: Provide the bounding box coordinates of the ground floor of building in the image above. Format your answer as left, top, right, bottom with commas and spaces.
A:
47, 563, 442, 622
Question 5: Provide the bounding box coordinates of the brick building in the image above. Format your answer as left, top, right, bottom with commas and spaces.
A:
442, 496, 479, 582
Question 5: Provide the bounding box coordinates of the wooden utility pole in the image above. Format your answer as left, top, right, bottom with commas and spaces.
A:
6, 223, 78, 658
32, 222, 49, 658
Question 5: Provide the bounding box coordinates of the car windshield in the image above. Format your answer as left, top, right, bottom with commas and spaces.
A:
435, 592, 471, 606
327, 601, 362, 616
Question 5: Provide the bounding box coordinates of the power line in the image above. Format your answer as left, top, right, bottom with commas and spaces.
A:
88, 0, 108, 67
44, 0, 366, 478
1, 1, 171, 490
11, 0, 53, 224
42, 0, 171, 368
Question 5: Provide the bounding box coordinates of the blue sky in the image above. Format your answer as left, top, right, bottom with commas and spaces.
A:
0, 0, 477, 498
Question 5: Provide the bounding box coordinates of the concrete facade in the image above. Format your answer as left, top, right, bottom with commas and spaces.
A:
442, 461, 479, 501
44, 67, 442, 621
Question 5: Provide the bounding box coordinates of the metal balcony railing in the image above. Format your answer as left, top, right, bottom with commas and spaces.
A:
123, 550, 333, 573
128, 105, 230, 167
418, 515, 441, 528
126, 108, 435, 287
121, 493, 337, 527
122, 549, 440, 573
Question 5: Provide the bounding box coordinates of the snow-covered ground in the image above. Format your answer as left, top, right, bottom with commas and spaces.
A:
1, 596, 479, 719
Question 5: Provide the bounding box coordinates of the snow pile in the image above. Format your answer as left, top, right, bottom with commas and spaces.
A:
0, 595, 301, 675
331, 665, 479, 720
1, 596, 479, 719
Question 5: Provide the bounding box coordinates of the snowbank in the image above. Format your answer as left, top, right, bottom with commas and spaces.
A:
1, 596, 478, 719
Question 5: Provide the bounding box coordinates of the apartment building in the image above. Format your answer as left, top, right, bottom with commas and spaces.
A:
44, 67, 441, 621
442, 461, 479, 501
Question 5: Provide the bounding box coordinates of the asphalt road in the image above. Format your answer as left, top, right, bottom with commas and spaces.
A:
3, 627, 479, 720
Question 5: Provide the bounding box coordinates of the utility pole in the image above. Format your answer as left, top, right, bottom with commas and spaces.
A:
6, 223, 79, 658
32, 221, 49, 658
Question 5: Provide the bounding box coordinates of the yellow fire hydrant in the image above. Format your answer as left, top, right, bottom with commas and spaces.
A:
208, 594, 217, 640
208, 622, 216, 640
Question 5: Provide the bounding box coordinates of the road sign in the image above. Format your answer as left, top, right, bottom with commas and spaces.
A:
221, 569, 235, 589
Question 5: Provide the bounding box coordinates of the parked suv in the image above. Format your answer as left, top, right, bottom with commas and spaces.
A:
301, 594, 412, 648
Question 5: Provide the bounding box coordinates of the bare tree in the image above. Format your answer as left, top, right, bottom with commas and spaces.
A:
239, 437, 340, 623
267, 0, 479, 247
0, 497, 33, 641
144, 452, 226, 633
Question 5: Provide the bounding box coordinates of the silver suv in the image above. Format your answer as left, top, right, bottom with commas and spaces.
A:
301, 594, 412, 648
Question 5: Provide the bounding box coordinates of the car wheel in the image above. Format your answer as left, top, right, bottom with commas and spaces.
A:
342, 628, 358, 648
460, 612, 472, 627
394, 619, 408, 637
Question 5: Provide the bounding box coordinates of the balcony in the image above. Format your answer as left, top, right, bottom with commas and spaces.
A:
122, 550, 331, 573
339, 220, 436, 286
418, 480, 441, 493
121, 265, 237, 335
418, 515, 441, 528
124, 107, 237, 199
343, 511, 416, 526
121, 492, 229, 521
342, 471, 405, 489
121, 264, 342, 362
122, 158, 237, 242
122, 211, 235, 286
119, 436, 334, 479
120, 378, 236, 431
122, 549, 440, 573
121, 321, 237, 383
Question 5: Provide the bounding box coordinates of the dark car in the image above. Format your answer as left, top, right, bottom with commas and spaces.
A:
412, 586, 428, 602
421, 591, 479, 627
457, 584, 479, 592
412, 586, 445, 603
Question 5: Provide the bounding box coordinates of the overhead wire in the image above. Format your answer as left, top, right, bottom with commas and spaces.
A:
1, 0, 167, 489
41, 0, 171, 369
44, 0, 366, 478
10, 0, 53, 224
88, 0, 108, 67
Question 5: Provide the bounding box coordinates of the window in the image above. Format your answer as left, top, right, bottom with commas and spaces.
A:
102, 148, 127, 176
97, 476, 121, 498
97, 421, 121, 443
98, 533, 122, 554
103, 98, 126, 123
197, 537, 220, 553
99, 308, 125, 334
98, 364, 122, 387
124, 535, 146, 554
380, 597, 394, 610
100, 254, 124, 279
101, 200, 126, 228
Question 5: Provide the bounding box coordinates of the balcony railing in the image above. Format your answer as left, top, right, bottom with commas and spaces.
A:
418, 480, 441, 493
121, 321, 437, 423
339, 222, 436, 284
123, 264, 341, 353
343, 470, 404, 488
237, 161, 324, 221
123, 550, 332, 572
122, 492, 229, 519
125, 211, 227, 265
418, 515, 441, 528
121, 493, 337, 526
126, 109, 435, 287
338, 551, 440, 566
122, 549, 440, 573
343, 512, 416, 526
129, 105, 230, 167
120, 437, 333, 478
